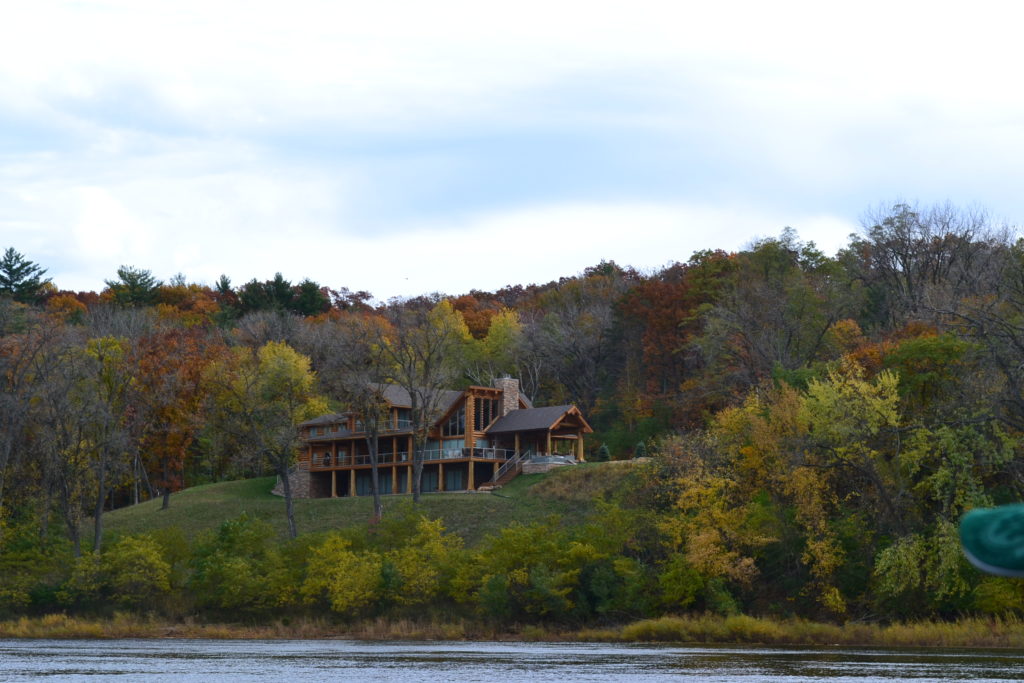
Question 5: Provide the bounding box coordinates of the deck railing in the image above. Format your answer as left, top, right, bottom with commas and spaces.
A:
310, 447, 518, 469
490, 449, 532, 484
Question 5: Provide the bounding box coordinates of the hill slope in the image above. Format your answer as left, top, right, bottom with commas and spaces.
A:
95, 462, 636, 546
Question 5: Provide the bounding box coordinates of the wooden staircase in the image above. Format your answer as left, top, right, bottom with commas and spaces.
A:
484, 450, 530, 488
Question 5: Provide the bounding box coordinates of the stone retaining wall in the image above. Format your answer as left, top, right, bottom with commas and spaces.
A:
271, 466, 311, 498
522, 461, 572, 475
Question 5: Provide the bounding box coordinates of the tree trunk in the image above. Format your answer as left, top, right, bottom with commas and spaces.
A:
161, 460, 171, 510
279, 462, 297, 539
367, 433, 383, 522
63, 501, 81, 558
92, 460, 106, 552
412, 433, 424, 503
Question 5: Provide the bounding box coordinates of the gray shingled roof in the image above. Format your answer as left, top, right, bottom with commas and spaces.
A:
380, 385, 464, 417
299, 412, 348, 428
486, 405, 576, 434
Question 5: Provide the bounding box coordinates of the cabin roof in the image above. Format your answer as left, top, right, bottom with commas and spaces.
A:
379, 384, 464, 412
300, 412, 347, 427
486, 405, 578, 434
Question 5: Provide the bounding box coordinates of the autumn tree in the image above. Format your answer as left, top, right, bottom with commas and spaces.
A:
462, 307, 524, 388
844, 201, 1007, 331
205, 342, 327, 538
299, 312, 394, 521
133, 326, 224, 509
83, 335, 135, 551
0, 312, 43, 516
522, 262, 635, 411
30, 327, 102, 556
381, 299, 469, 502
696, 231, 851, 400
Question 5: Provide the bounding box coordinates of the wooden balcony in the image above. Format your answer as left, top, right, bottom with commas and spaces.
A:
308, 447, 518, 470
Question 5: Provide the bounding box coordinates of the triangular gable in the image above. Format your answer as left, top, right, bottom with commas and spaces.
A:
548, 405, 593, 434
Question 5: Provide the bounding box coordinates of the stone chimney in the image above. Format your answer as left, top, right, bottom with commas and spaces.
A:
495, 376, 520, 416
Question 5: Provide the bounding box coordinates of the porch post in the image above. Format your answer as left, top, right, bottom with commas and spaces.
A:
546, 432, 552, 456
577, 433, 585, 461
468, 460, 475, 491
350, 468, 356, 497
439, 462, 445, 492
406, 464, 413, 493
331, 470, 337, 498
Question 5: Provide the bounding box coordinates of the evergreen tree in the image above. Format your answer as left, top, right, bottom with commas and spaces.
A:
0, 248, 51, 303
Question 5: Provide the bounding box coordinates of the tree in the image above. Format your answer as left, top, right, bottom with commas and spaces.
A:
206, 342, 327, 538
523, 264, 633, 411
697, 231, 851, 396
292, 279, 331, 317
104, 266, 162, 308
83, 336, 135, 552
299, 312, 394, 521
133, 327, 223, 509
0, 248, 51, 304
381, 299, 469, 502
844, 201, 1005, 331
31, 327, 103, 556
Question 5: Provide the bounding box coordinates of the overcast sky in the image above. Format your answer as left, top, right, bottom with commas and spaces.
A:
2, 1, 1022, 300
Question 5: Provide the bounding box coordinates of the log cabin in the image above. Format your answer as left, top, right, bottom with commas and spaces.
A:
292, 377, 592, 497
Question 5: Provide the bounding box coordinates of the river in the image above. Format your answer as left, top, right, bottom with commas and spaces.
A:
2, 639, 1023, 680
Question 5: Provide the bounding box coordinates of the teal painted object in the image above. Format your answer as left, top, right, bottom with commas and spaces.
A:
960, 504, 1024, 578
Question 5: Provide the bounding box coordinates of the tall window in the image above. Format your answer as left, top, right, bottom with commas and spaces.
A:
473, 398, 498, 431
442, 405, 465, 436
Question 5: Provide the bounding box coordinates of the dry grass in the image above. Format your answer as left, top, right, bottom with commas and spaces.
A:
5, 613, 1024, 648
530, 461, 636, 503
609, 614, 1024, 648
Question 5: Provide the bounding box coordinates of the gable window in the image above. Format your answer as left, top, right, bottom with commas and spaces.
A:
442, 405, 465, 437
474, 398, 498, 431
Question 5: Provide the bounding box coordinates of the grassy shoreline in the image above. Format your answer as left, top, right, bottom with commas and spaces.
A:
4, 613, 1024, 649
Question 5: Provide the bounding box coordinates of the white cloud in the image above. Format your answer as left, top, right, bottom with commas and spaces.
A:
3, 0, 1023, 299
297, 202, 859, 300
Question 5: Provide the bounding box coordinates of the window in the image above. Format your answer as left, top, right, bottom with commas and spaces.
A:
442, 405, 465, 437
474, 398, 498, 431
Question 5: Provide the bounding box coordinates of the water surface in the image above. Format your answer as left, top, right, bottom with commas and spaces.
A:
2, 639, 1023, 681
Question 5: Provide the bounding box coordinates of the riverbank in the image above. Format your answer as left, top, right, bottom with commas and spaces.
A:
4, 613, 1024, 649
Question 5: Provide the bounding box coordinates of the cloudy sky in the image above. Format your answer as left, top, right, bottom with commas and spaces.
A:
2, 1, 1022, 300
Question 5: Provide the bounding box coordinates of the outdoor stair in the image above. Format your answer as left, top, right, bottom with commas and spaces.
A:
485, 450, 530, 489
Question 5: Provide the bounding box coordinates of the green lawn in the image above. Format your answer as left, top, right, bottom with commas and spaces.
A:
92, 463, 631, 547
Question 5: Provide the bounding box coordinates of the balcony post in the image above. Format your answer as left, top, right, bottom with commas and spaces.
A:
350, 468, 356, 497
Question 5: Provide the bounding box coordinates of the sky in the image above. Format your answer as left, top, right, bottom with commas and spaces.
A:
2, 1, 1023, 301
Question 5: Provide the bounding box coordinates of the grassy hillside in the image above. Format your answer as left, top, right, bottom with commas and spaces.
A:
94, 461, 637, 547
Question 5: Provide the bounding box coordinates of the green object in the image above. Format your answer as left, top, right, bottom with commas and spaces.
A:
960, 504, 1024, 578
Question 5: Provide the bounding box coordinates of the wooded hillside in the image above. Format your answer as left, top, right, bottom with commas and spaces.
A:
3, 200, 1024, 623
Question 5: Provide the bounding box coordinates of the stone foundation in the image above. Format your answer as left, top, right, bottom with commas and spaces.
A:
272, 466, 311, 498
522, 461, 573, 475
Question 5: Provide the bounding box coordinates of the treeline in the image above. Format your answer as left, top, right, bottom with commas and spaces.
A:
4, 200, 1024, 622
